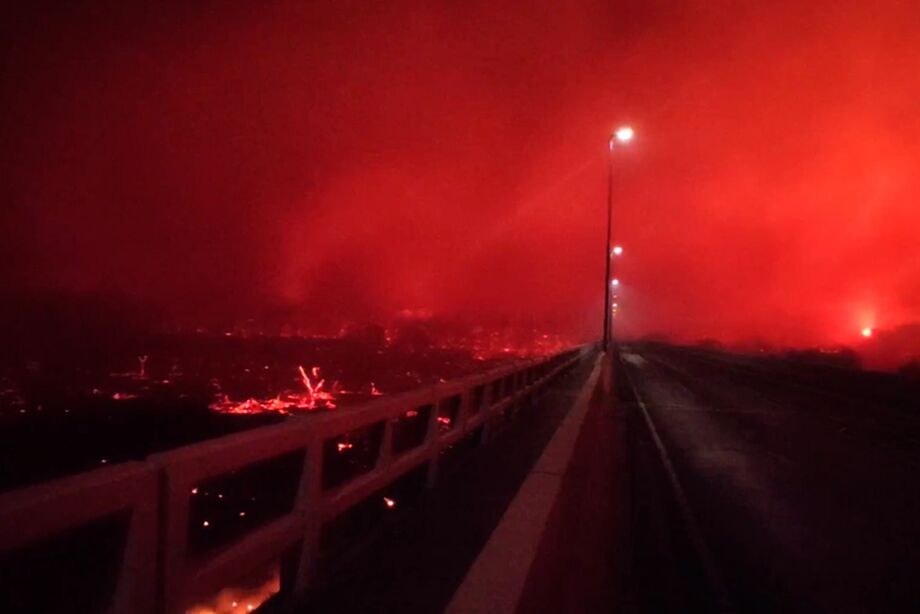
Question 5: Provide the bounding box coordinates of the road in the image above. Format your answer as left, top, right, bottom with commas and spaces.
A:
619, 343, 920, 613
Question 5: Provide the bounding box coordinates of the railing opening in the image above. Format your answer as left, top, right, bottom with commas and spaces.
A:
187, 450, 304, 556
391, 404, 433, 455
438, 425, 484, 477
470, 385, 486, 414
0, 512, 129, 614
437, 395, 463, 433
490, 378, 504, 402
323, 422, 386, 490
320, 463, 429, 561
503, 375, 515, 397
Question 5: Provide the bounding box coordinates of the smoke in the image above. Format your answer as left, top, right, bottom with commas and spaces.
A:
2, 1, 919, 352
610, 1, 920, 348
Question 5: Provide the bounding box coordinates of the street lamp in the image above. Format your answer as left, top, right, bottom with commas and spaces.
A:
604, 126, 633, 351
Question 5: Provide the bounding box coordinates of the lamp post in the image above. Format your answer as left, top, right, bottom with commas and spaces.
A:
603, 126, 633, 351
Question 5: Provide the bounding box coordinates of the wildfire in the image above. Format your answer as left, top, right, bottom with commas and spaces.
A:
186, 566, 279, 614
210, 366, 338, 415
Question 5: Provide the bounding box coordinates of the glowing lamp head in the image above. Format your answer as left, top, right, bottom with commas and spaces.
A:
861, 327, 873, 338
614, 126, 634, 143
612, 245, 624, 256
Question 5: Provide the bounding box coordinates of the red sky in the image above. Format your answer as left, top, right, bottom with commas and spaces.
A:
2, 1, 919, 347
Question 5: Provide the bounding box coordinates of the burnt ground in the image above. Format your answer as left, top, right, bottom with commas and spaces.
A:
0, 334, 513, 491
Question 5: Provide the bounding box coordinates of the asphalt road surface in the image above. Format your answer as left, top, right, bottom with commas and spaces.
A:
619, 343, 920, 613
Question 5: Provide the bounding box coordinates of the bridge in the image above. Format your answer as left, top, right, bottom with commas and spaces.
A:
3, 343, 920, 613
0, 346, 596, 613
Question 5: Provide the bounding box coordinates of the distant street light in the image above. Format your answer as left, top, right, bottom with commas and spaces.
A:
615, 126, 634, 143
604, 126, 633, 351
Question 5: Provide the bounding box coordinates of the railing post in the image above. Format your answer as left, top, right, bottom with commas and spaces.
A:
456, 389, 472, 432
287, 442, 324, 598
156, 468, 192, 614
513, 372, 524, 414
377, 418, 395, 470
111, 469, 159, 614
479, 384, 496, 446
425, 400, 442, 489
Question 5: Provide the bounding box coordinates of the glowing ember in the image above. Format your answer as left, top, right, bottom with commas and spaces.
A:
186, 566, 280, 614
336, 441, 354, 452
210, 366, 337, 415
370, 382, 383, 396
383, 497, 396, 509
437, 416, 452, 426
112, 392, 138, 401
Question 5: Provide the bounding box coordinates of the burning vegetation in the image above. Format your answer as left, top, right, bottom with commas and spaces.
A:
209, 366, 340, 415
186, 566, 280, 614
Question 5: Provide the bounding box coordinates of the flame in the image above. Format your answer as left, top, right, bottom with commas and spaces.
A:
185, 566, 280, 614
210, 366, 337, 414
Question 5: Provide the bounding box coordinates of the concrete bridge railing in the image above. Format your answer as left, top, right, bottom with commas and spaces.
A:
0, 345, 592, 614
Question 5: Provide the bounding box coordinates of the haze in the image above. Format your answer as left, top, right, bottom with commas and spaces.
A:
3, 1, 919, 354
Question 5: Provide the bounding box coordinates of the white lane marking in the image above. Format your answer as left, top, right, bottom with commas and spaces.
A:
446, 354, 605, 614
622, 358, 734, 613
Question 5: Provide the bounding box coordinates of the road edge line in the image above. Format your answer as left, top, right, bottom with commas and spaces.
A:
621, 357, 734, 613
445, 353, 604, 614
